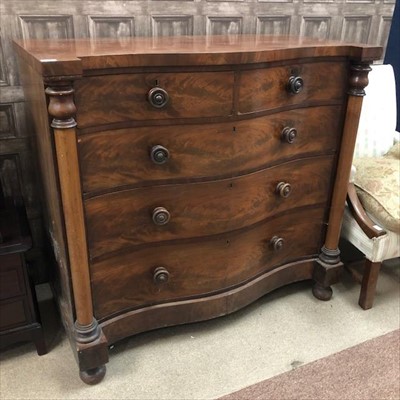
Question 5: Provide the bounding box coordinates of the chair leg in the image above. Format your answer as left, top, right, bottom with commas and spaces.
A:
359, 260, 382, 310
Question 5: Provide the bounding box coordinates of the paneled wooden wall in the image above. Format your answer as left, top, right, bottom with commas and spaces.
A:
0, 0, 395, 282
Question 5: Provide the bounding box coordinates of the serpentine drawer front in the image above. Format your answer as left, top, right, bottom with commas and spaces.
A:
14, 35, 381, 384
91, 207, 326, 320
85, 156, 334, 260
79, 105, 343, 194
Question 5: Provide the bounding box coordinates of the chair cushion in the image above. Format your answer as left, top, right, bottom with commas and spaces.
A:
353, 147, 400, 232
384, 141, 400, 159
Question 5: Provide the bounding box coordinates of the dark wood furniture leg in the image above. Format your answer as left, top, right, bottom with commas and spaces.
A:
79, 365, 107, 385
359, 260, 382, 310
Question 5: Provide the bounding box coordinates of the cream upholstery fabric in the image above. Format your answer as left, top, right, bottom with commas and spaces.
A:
353, 154, 400, 233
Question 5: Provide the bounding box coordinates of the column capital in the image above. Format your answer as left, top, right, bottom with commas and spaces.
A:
347, 63, 372, 97
45, 82, 77, 129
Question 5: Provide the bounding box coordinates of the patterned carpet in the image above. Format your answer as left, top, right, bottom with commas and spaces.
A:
219, 329, 400, 400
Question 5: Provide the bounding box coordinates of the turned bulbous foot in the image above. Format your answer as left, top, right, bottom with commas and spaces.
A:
79, 365, 106, 385
312, 282, 333, 301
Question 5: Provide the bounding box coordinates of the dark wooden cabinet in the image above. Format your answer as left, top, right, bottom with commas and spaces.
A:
0, 206, 46, 355
13, 35, 381, 384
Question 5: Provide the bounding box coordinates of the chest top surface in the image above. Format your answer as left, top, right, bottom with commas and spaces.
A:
14, 35, 382, 77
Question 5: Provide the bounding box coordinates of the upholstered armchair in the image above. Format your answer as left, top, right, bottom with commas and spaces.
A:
341, 64, 400, 310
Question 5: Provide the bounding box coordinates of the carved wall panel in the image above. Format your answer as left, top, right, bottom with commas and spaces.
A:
0, 155, 23, 203
301, 17, 332, 39
378, 16, 393, 47
89, 16, 135, 39
256, 16, 291, 36
19, 15, 74, 40
341, 16, 372, 43
0, 104, 15, 140
207, 16, 243, 36
152, 15, 194, 36
0, 40, 8, 87
0, 0, 395, 283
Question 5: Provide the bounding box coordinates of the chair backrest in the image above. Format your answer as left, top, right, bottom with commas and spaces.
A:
354, 64, 398, 158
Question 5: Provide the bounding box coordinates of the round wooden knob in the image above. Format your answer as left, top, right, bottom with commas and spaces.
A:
148, 87, 169, 108
270, 236, 285, 251
152, 207, 170, 225
153, 267, 170, 284
288, 76, 304, 94
276, 182, 292, 198
281, 127, 297, 144
150, 145, 169, 164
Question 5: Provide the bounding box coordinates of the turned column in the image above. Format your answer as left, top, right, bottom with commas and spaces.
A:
46, 82, 107, 384
45, 82, 108, 384
45, 83, 101, 342
313, 63, 372, 300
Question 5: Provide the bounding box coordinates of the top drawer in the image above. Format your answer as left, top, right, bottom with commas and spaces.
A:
238, 61, 348, 114
75, 71, 234, 128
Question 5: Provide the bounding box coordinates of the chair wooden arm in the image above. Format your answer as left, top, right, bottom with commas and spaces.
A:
346, 182, 387, 239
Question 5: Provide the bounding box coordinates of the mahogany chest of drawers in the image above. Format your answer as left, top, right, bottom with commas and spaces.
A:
14, 35, 381, 384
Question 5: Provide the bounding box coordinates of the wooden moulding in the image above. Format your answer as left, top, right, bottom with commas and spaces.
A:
101, 259, 316, 345
346, 182, 386, 239
45, 82, 104, 349
314, 62, 372, 299
13, 36, 382, 77
320, 62, 372, 263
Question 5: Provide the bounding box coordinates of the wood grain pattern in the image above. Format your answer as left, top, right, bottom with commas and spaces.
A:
3, 0, 391, 292
101, 259, 316, 344
91, 207, 325, 319
13, 35, 382, 382
13, 36, 382, 77
85, 156, 334, 260
324, 95, 365, 250
78, 105, 343, 194
53, 127, 93, 326
74, 71, 234, 128
238, 61, 348, 114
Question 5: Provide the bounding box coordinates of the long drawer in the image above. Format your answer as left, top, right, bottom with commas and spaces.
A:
79, 105, 343, 194
84, 156, 334, 260
75, 71, 234, 128
90, 207, 326, 320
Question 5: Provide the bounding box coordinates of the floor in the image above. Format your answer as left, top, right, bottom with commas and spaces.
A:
0, 259, 399, 400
